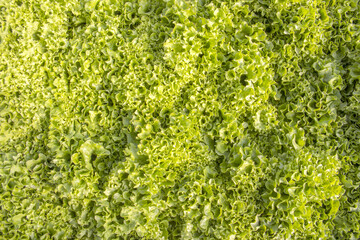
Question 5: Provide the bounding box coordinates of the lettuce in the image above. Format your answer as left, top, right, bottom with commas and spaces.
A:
0, 0, 359, 239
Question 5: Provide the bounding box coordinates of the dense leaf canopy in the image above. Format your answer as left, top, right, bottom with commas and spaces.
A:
1, 0, 359, 239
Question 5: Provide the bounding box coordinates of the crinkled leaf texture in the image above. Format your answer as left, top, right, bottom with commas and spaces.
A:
0, 0, 359, 239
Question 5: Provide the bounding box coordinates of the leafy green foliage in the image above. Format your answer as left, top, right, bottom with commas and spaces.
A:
0, 0, 359, 239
